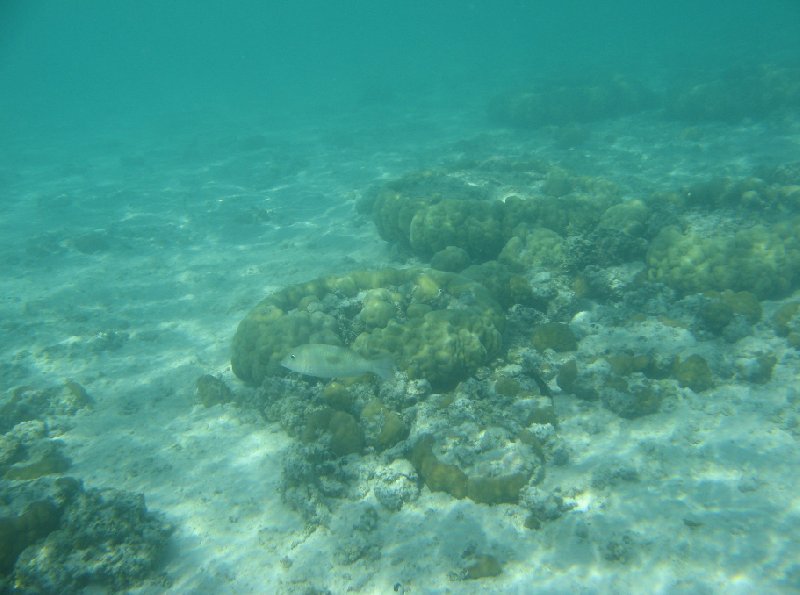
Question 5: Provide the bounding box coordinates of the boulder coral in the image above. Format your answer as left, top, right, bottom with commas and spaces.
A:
646, 218, 800, 299
231, 268, 505, 390
361, 164, 621, 266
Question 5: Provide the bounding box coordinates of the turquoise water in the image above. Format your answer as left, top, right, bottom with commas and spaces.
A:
1, 2, 799, 593
3, 1, 798, 136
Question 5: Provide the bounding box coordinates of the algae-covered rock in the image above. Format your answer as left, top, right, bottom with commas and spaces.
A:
673, 354, 714, 392
463, 555, 503, 580
3, 442, 70, 480
0, 384, 92, 434
13, 483, 172, 593
373, 459, 419, 511
736, 353, 777, 384
494, 376, 521, 397
195, 374, 233, 407
604, 353, 652, 377
718, 291, 762, 324
699, 291, 762, 335
410, 436, 468, 499
600, 376, 667, 419
532, 322, 578, 352
360, 400, 408, 451
466, 441, 543, 504
1, 421, 71, 481
0, 499, 60, 575
1, 477, 170, 593
699, 296, 735, 335
410, 432, 542, 505
232, 268, 505, 391
556, 359, 579, 392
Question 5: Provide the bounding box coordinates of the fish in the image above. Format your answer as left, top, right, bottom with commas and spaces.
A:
280, 344, 394, 380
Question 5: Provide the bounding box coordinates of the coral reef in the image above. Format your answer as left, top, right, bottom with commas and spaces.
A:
1, 421, 71, 481
0, 477, 171, 593
646, 218, 800, 299
666, 64, 800, 122
359, 162, 621, 267
488, 75, 655, 128
232, 268, 505, 391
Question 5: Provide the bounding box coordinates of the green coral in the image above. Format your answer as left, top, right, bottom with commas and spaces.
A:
354, 307, 502, 390
462, 261, 536, 309
231, 268, 504, 390
684, 176, 800, 213
409, 199, 505, 262
499, 227, 566, 271
361, 165, 620, 265
364, 170, 489, 251
647, 219, 800, 299
430, 246, 471, 273
302, 408, 364, 457
321, 380, 356, 411
598, 199, 650, 237
500, 190, 614, 238
358, 288, 398, 329
700, 290, 762, 335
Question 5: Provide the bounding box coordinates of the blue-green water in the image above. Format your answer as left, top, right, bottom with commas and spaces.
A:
3, 1, 798, 135
1, 2, 799, 593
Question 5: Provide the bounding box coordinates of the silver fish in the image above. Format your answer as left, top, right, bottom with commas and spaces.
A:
281, 344, 394, 380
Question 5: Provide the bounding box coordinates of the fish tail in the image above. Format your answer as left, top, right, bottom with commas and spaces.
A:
372, 357, 395, 381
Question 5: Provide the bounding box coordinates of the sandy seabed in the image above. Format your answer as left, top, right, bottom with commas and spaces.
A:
2, 106, 799, 594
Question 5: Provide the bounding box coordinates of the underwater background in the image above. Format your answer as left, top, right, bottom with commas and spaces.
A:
1, 1, 799, 593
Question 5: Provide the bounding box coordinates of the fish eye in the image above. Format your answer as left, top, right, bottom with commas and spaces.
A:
290, 354, 296, 359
